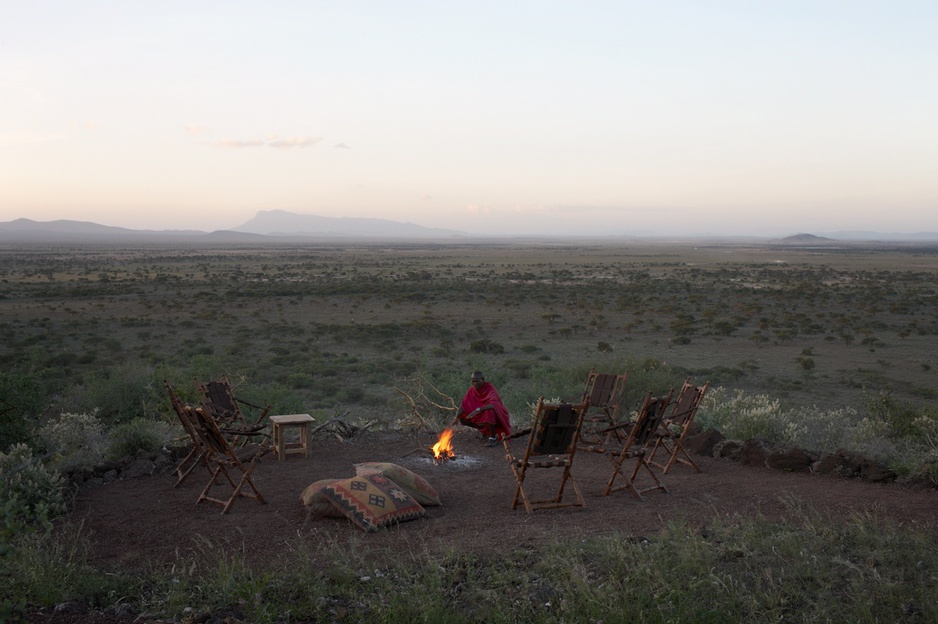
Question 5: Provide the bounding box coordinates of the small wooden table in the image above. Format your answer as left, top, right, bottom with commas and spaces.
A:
269, 414, 314, 460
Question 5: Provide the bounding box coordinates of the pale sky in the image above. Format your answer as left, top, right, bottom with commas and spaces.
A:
2, 1, 936, 237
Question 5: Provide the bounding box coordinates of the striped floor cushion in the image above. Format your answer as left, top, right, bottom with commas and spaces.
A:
322, 473, 427, 532
300, 478, 345, 517
354, 462, 442, 506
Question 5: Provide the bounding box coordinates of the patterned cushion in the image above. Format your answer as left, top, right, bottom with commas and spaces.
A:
322, 473, 427, 532
354, 462, 442, 506
300, 478, 345, 517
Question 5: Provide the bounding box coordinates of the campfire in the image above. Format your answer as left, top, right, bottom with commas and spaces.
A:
431, 427, 456, 463
402, 427, 459, 464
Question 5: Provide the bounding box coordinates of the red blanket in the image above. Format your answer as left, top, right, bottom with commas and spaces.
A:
460, 382, 512, 439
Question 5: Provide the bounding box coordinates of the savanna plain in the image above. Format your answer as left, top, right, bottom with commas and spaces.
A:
2, 239, 938, 623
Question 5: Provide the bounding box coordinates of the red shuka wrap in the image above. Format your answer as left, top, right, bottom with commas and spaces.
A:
459, 381, 512, 439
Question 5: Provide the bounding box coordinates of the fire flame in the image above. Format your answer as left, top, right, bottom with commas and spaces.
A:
432, 427, 455, 461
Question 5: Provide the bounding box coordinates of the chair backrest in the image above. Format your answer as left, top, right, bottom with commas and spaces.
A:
198, 378, 241, 420
667, 379, 710, 427
191, 403, 236, 458
165, 379, 200, 439
630, 391, 673, 447
532, 402, 583, 455
584, 370, 628, 410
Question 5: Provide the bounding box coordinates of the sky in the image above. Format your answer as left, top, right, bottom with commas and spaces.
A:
2, 1, 937, 237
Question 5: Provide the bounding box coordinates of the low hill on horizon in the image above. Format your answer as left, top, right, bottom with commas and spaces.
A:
230, 209, 466, 238
1, 214, 937, 244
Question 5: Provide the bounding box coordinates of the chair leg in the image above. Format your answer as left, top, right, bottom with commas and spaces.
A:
604, 453, 644, 499
173, 447, 200, 487
670, 441, 702, 473
631, 455, 669, 495
222, 465, 266, 514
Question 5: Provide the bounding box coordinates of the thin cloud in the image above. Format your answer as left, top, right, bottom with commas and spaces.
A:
208, 135, 322, 149
334, 142, 352, 149
466, 204, 492, 216
213, 139, 266, 149
266, 135, 322, 149
185, 124, 212, 136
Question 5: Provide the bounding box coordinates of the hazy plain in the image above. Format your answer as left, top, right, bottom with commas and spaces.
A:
1, 239, 936, 421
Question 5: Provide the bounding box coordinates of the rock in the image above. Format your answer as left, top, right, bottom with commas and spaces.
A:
105, 602, 136, 618
54, 601, 87, 615
813, 449, 897, 483
685, 429, 725, 457
153, 451, 175, 472
101, 469, 119, 483
739, 439, 779, 467
712, 439, 743, 461
859, 460, 897, 484
813, 449, 860, 478
765, 446, 816, 472
94, 460, 124, 475
122, 458, 156, 479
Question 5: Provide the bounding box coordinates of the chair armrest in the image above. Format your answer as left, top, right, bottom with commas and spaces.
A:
505, 428, 532, 440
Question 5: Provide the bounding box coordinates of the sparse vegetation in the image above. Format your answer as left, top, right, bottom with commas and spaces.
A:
2, 240, 938, 620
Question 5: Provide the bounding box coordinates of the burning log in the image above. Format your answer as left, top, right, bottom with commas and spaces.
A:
403, 427, 457, 464
432, 427, 455, 462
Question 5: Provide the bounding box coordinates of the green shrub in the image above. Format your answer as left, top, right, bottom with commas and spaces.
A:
469, 339, 504, 354
38, 411, 108, 473
697, 387, 783, 440
0, 369, 47, 450
59, 364, 159, 424
106, 418, 172, 461
0, 444, 68, 529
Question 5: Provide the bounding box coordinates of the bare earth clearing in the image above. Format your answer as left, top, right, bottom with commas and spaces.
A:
71, 429, 938, 571
22, 428, 938, 623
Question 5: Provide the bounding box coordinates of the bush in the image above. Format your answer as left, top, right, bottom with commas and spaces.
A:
106, 418, 173, 461
59, 364, 157, 424
469, 339, 504, 354
0, 444, 68, 529
696, 387, 783, 440
38, 411, 108, 473
0, 369, 47, 450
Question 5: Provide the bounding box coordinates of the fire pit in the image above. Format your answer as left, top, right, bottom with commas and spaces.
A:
431, 427, 456, 463
404, 427, 458, 464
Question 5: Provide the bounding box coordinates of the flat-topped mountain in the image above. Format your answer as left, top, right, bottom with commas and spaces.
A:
231, 210, 465, 238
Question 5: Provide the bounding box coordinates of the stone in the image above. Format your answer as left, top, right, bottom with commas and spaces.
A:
859, 459, 897, 484
765, 446, 815, 472
685, 429, 725, 457
712, 439, 743, 461
122, 458, 156, 479
739, 439, 779, 467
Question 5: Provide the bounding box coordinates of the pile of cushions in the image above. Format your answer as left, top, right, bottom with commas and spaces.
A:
300, 462, 441, 532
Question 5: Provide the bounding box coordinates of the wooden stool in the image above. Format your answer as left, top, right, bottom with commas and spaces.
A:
269, 414, 314, 460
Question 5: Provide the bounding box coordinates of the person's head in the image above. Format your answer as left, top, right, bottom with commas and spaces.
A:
470, 371, 485, 387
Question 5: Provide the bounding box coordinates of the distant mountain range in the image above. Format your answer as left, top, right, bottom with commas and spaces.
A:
231, 210, 464, 238
0, 211, 466, 242
0, 212, 936, 243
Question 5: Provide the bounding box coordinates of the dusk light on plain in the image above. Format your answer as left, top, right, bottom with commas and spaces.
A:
2, 1, 936, 237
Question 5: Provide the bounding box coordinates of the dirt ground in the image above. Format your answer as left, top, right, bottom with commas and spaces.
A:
24, 428, 938, 622
67, 428, 938, 573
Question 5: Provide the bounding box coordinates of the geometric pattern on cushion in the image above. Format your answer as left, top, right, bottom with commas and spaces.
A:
322, 473, 427, 532
300, 478, 346, 517
353, 462, 442, 506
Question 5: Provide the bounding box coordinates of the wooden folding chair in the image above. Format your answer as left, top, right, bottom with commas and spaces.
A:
578, 369, 629, 453
502, 399, 588, 513
164, 379, 209, 488
603, 390, 673, 499
647, 379, 710, 474
190, 403, 272, 514
196, 376, 270, 432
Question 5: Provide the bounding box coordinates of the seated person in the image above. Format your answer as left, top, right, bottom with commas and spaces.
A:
450, 371, 512, 446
